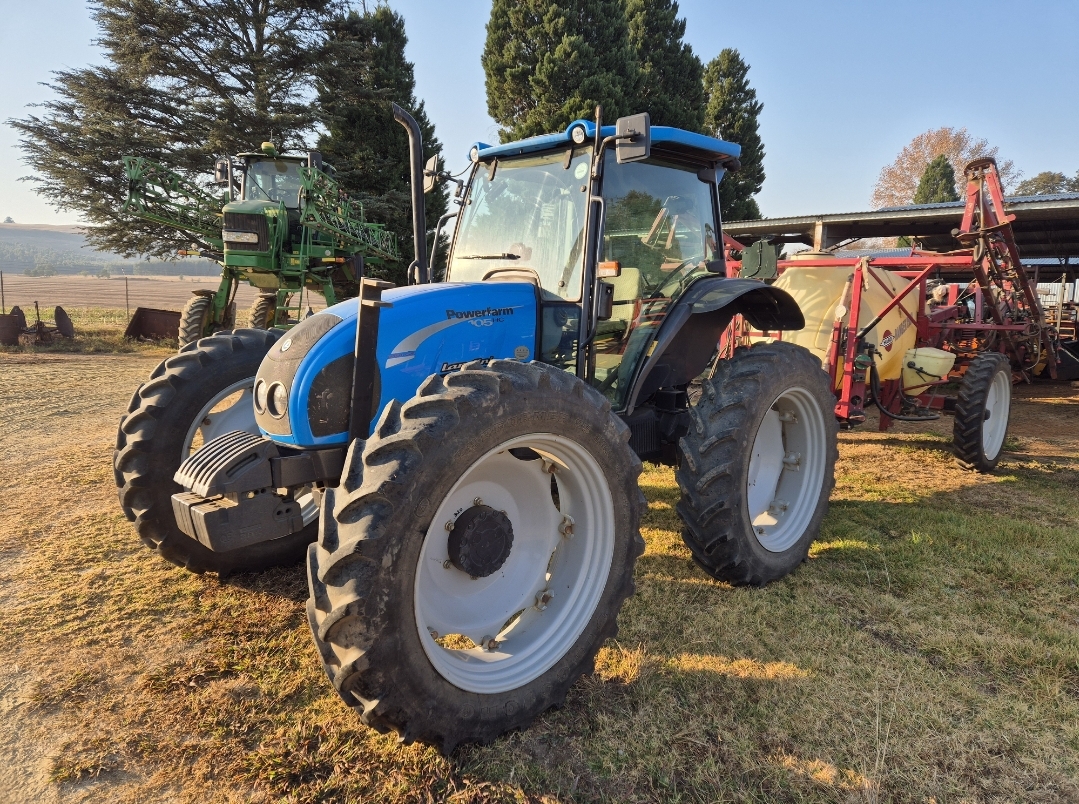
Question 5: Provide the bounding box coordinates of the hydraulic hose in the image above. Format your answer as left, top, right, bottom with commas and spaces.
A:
869, 362, 940, 422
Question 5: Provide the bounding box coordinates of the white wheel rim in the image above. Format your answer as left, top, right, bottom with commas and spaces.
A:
181, 376, 316, 528
981, 369, 1011, 461
415, 433, 615, 694
182, 378, 256, 457
746, 387, 828, 553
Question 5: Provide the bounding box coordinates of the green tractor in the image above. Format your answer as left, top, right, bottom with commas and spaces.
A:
123, 143, 399, 347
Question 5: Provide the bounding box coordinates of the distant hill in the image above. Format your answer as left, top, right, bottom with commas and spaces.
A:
0, 223, 219, 277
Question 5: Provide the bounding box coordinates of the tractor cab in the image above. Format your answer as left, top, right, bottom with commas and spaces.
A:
446, 117, 744, 415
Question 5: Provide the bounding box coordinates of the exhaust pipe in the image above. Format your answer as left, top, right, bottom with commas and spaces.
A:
392, 103, 429, 284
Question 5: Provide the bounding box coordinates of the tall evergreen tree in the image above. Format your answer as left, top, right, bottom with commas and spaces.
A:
483, 0, 641, 141
8, 0, 340, 258
316, 6, 447, 285
913, 154, 959, 204
624, 0, 703, 131
702, 49, 765, 221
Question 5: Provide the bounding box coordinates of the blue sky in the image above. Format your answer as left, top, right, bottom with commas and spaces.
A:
2, 0, 1077, 226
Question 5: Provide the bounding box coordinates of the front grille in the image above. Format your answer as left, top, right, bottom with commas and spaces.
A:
223, 212, 269, 251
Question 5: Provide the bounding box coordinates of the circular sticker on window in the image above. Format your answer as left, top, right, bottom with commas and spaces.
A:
574, 161, 588, 180
514, 345, 530, 360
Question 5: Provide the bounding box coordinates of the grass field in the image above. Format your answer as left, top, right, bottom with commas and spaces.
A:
1, 351, 1077, 803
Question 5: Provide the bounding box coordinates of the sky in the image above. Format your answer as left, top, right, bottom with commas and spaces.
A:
2, 0, 1077, 226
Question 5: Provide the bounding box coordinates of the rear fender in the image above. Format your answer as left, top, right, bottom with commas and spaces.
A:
625, 277, 804, 414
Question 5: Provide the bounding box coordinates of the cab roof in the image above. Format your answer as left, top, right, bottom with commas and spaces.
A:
471, 120, 741, 165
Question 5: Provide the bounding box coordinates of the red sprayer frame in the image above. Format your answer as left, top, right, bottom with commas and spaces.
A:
722, 158, 1060, 431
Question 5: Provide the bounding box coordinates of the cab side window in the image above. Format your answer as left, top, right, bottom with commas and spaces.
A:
591, 154, 719, 407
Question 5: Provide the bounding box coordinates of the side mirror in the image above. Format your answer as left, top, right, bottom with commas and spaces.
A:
214, 158, 229, 186
308, 150, 323, 171
596, 280, 615, 320
423, 154, 440, 193
615, 112, 651, 164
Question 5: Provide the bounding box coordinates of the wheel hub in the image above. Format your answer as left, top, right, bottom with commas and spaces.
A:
448, 505, 514, 578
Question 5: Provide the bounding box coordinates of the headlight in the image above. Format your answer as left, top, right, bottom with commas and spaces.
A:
222, 230, 259, 244
253, 379, 268, 414
570, 124, 587, 145
267, 382, 288, 418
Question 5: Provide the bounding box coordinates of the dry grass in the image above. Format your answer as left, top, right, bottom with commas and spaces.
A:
1, 357, 1077, 803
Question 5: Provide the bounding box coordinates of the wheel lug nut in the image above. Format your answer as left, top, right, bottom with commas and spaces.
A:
558, 515, 575, 537
473, 497, 483, 506
444, 520, 454, 532
443, 559, 452, 569
535, 590, 553, 610
482, 636, 499, 651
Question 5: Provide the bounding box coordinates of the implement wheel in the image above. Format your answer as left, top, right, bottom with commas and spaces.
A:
677, 342, 838, 586
114, 329, 317, 574
953, 352, 1012, 472
306, 361, 644, 752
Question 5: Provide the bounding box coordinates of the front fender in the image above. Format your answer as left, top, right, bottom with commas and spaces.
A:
625, 276, 805, 413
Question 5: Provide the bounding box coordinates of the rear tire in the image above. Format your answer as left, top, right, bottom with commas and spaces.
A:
677, 342, 838, 586
114, 328, 316, 574
953, 352, 1012, 472
306, 360, 644, 752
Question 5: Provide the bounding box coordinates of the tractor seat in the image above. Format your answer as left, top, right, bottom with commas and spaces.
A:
595, 267, 642, 339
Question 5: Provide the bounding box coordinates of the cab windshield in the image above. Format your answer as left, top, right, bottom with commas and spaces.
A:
448, 148, 592, 300
244, 159, 304, 208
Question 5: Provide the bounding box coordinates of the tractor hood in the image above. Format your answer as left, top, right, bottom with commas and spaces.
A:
222, 199, 279, 215
252, 282, 538, 449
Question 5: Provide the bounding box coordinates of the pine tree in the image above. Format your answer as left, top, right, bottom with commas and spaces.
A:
624, 0, 703, 131
8, 0, 340, 258
913, 155, 959, 204
316, 6, 448, 285
702, 49, 765, 221
483, 0, 641, 141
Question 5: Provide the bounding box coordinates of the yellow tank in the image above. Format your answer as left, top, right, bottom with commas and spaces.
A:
756, 265, 919, 381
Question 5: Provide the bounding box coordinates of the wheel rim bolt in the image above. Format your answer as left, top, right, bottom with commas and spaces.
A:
473, 497, 483, 506
535, 590, 553, 611
559, 515, 575, 538
482, 636, 499, 652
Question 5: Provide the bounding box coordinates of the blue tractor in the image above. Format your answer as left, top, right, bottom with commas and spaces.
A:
115, 106, 837, 750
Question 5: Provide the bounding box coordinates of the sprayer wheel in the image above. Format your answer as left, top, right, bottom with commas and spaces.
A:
247, 293, 277, 329
953, 352, 1012, 472
114, 328, 316, 575
177, 294, 213, 349
677, 342, 838, 586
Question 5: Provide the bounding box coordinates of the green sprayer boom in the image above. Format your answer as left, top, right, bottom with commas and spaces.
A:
122, 156, 226, 248
299, 167, 399, 262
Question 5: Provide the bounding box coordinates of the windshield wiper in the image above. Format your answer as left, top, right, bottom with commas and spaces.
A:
457, 253, 522, 260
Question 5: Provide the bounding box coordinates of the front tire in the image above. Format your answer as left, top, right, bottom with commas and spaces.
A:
677, 342, 838, 586
246, 293, 277, 329
306, 361, 645, 752
114, 329, 317, 574
953, 352, 1012, 472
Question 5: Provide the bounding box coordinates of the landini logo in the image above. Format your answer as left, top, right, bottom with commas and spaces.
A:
445, 307, 515, 320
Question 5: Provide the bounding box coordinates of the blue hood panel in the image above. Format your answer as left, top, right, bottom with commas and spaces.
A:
263, 282, 538, 448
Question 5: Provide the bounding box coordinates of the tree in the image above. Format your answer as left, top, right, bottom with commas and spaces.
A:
8, 0, 341, 259
624, 0, 703, 130
702, 49, 765, 221
316, 6, 448, 285
483, 0, 641, 141
913, 155, 959, 204
2, 217, 12, 224
872, 127, 1019, 209
1014, 171, 1079, 196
